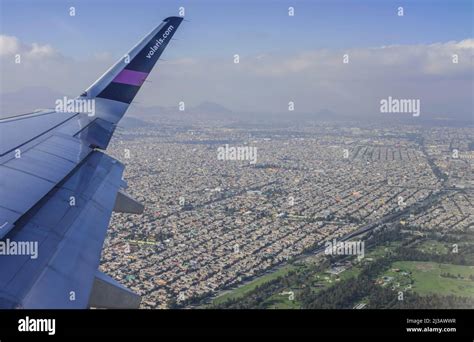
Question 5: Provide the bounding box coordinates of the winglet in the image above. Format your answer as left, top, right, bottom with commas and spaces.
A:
83, 16, 184, 123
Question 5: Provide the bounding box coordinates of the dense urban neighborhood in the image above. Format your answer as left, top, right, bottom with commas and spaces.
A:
99, 118, 473, 308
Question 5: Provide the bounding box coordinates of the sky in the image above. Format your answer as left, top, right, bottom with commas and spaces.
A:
0, 0, 473, 119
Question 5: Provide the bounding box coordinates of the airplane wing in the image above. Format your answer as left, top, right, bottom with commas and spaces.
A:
0, 16, 184, 308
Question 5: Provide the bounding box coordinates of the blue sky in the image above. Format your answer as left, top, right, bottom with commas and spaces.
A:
1, 0, 472, 118
1, 0, 472, 59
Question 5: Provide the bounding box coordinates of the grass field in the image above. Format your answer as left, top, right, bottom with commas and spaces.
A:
208, 238, 474, 308
259, 291, 302, 309
381, 261, 474, 297
209, 264, 300, 306
416, 240, 449, 254
209, 241, 400, 308
366, 242, 401, 258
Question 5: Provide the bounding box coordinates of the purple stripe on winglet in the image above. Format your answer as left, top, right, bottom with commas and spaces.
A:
112, 69, 148, 86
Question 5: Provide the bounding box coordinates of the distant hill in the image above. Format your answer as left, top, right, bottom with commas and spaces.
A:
0, 88, 236, 124
191, 101, 233, 116
127, 101, 236, 123
117, 116, 150, 128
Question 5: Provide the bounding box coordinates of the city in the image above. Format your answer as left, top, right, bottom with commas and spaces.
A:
100, 117, 473, 308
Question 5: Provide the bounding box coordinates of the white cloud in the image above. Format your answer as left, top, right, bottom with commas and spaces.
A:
0, 35, 20, 55
28, 42, 57, 58
1, 35, 472, 119
0, 34, 59, 58
244, 39, 474, 79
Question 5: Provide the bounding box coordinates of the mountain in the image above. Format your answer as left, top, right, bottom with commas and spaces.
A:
117, 116, 150, 128
191, 101, 233, 116
126, 101, 235, 123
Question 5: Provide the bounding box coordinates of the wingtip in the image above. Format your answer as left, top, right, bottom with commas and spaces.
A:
164, 16, 184, 22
